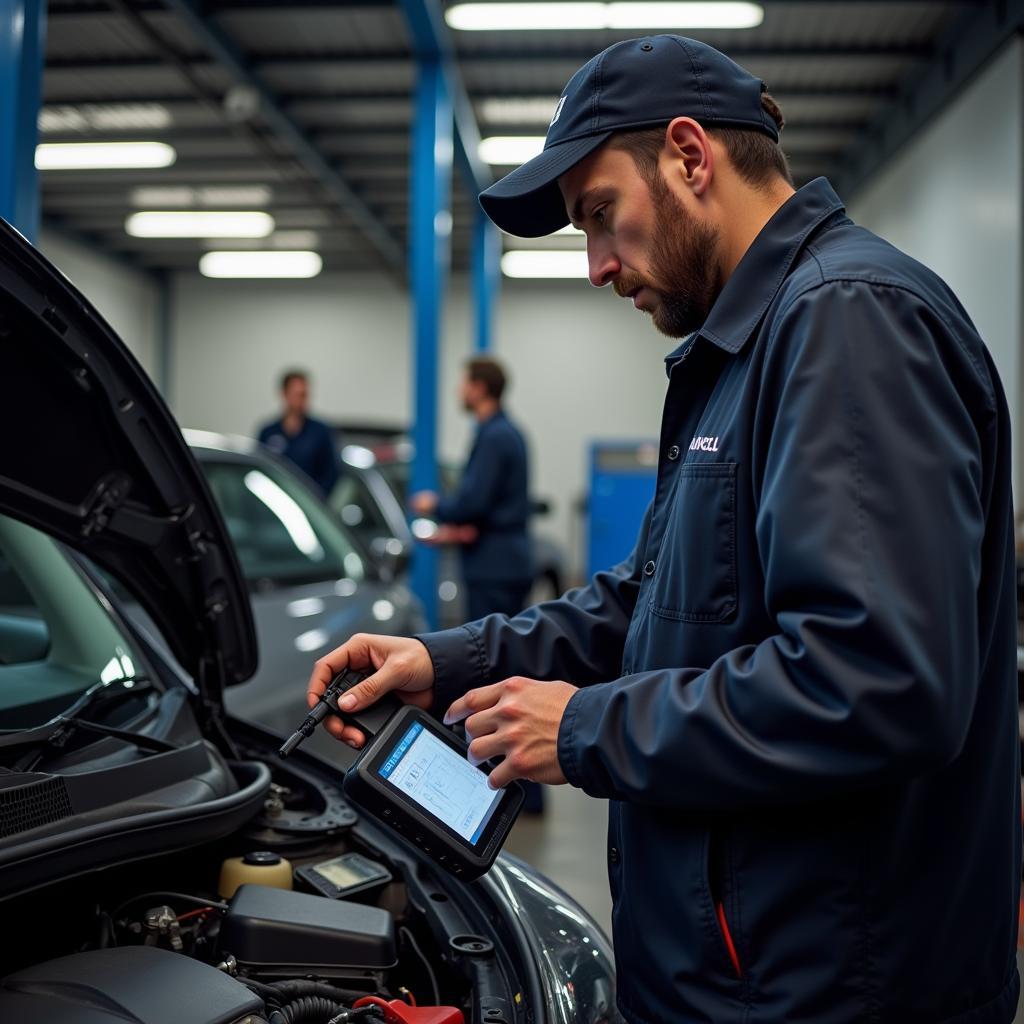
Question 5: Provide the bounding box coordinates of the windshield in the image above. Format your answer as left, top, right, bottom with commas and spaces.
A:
0, 516, 141, 730
200, 455, 367, 588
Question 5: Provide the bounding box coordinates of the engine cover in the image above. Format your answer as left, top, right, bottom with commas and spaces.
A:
0, 946, 265, 1024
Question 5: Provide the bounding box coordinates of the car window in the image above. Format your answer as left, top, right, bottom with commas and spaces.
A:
0, 516, 141, 729
201, 456, 366, 588
329, 473, 392, 546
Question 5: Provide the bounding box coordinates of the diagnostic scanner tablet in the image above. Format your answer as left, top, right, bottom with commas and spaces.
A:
343, 705, 524, 880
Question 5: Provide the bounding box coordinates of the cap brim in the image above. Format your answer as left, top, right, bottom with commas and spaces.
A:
479, 132, 613, 238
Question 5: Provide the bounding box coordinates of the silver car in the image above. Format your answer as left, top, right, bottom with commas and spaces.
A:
184, 430, 427, 768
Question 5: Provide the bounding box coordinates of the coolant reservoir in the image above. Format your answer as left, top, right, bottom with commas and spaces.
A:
219, 851, 293, 899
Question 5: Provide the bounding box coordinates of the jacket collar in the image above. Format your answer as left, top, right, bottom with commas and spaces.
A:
665, 177, 846, 373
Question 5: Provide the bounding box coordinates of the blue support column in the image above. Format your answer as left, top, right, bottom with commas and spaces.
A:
409, 59, 453, 630
472, 208, 500, 352
0, 0, 45, 242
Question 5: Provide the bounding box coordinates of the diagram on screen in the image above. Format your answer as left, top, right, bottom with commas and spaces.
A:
387, 729, 500, 842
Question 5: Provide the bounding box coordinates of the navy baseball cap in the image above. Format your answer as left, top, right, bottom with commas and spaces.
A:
480, 35, 777, 238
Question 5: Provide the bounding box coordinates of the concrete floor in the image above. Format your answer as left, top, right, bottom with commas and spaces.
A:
504, 782, 613, 940
505, 786, 1024, 1021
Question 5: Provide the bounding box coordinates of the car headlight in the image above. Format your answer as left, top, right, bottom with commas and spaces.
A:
482, 855, 622, 1024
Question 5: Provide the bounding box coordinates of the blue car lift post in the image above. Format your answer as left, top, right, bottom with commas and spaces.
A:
399, 0, 494, 628
0, 0, 45, 242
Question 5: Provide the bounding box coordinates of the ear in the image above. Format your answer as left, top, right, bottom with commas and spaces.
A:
664, 117, 713, 197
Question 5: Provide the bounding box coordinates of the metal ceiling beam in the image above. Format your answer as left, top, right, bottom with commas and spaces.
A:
157, 0, 404, 274
833, 0, 1024, 197
39, 83, 899, 105
397, 0, 490, 194
46, 0, 983, 13
43, 43, 931, 73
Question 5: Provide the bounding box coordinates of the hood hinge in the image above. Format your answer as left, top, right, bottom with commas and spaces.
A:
80, 473, 132, 539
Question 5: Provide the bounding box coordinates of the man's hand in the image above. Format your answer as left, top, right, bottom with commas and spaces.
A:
444, 677, 578, 790
306, 634, 435, 749
410, 490, 439, 515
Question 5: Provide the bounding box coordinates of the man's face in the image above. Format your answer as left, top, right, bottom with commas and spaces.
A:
460, 374, 482, 412
283, 378, 309, 417
559, 144, 720, 338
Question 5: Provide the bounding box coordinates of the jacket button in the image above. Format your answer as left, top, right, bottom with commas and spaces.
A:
609, 847, 620, 864
667, 445, 680, 461
643, 560, 656, 576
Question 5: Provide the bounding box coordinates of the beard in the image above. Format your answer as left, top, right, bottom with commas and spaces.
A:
614, 175, 720, 339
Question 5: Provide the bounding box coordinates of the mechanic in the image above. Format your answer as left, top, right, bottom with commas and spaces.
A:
410, 357, 534, 624
257, 368, 340, 496
308, 35, 1021, 1024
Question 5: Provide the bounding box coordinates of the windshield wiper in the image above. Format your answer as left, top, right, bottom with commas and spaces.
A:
0, 677, 168, 770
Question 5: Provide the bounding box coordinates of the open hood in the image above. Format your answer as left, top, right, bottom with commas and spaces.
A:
0, 219, 256, 695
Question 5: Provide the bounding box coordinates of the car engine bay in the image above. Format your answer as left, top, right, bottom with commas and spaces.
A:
0, 735, 528, 1024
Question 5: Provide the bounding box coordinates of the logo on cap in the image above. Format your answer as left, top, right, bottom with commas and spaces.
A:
550, 96, 567, 126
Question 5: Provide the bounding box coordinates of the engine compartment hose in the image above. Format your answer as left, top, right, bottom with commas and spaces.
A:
243, 978, 368, 1009
268, 996, 348, 1024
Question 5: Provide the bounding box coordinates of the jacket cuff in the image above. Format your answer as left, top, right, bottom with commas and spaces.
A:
416, 624, 488, 720
557, 684, 608, 793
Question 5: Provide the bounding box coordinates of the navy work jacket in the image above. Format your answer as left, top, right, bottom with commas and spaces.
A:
258, 415, 340, 496
420, 179, 1021, 1023
436, 410, 532, 584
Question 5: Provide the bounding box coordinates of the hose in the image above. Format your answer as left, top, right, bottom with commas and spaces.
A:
268, 996, 349, 1024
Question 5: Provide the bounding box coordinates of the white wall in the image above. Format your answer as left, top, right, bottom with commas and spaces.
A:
169, 272, 668, 574
38, 228, 162, 382
849, 38, 1023, 496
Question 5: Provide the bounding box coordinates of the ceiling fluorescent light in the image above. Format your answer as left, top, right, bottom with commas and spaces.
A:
39, 103, 172, 134
479, 136, 546, 165
199, 250, 323, 279
199, 185, 273, 207
127, 211, 275, 238
447, 2, 763, 31
450, 3, 606, 29
130, 185, 274, 209
36, 142, 176, 170
501, 250, 590, 279
607, 2, 763, 28
479, 97, 562, 124
132, 186, 194, 208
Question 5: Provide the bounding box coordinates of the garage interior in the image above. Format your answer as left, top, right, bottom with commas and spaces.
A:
1, 1, 1023, 1021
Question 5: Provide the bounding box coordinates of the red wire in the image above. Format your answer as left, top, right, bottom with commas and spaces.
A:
175, 907, 215, 922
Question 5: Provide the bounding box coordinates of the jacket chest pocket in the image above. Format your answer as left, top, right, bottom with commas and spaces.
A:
650, 461, 737, 623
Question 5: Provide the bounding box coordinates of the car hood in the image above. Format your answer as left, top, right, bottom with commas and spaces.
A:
0, 218, 256, 692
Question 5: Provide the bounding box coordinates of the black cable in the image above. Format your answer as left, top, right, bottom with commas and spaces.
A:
267, 996, 348, 1024
239, 978, 369, 1009
270, 980, 369, 1004
400, 925, 441, 1006
111, 891, 229, 921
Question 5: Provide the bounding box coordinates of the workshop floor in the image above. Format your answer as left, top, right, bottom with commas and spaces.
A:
504, 783, 613, 940
505, 787, 1024, 1021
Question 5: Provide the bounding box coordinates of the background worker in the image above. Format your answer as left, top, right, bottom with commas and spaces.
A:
410, 357, 534, 624
309, 35, 1019, 1024
257, 369, 340, 497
